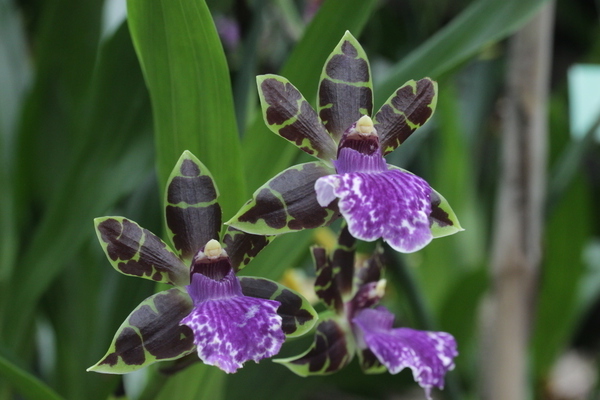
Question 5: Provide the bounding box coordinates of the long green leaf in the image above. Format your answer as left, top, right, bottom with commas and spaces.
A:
127, 0, 245, 219
0, 354, 64, 400
375, 0, 551, 106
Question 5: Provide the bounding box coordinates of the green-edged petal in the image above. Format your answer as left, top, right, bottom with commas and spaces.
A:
221, 227, 275, 272
239, 277, 318, 338
312, 246, 343, 313
226, 162, 338, 235
87, 288, 195, 374
374, 78, 437, 155
95, 217, 188, 286
429, 188, 463, 238
318, 31, 373, 142
257, 75, 336, 161
274, 317, 354, 376
165, 151, 221, 262
357, 348, 386, 374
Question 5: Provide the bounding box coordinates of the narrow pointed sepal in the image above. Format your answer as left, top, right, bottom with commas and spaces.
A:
318, 31, 373, 142
87, 288, 195, 374
180, 295, 284, 373
429, 188, 463, 238
315, 168, 433, 253
226, 162, 338, 235
312, 246, 344, 313
94, 217, 188, 286
221, 227, 275, 272
239, 277, 318, 338
257, 75, 336, 161
353, 308, 457, 399
357, 348, 386, 374
374, 79, 437, 155
165, 151, 222, 261
274, 317, 354, 376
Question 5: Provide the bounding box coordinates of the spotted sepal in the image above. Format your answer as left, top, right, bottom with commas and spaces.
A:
312, 246, 343, 313
226, 162, 338, 235
94, 217, 188, 286
357, 348, 386, 374
354, 245, 385, 289
257, 75, 336, 161
222, 227, 275, 272
239, 276, 318, 338
274, 317, 354, 376
87, 288, 195, 374
331, 224, 356, 299
429, 188, 463, 238
318, 31, 373, 143
374, 78, 437, 155
165, 151, 222, 262
386, 165, 462, 239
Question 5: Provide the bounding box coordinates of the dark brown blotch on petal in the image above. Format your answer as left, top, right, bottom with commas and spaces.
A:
166, 203, 221, 259
429, 191, 452, 227
313, 247, 343, 313
239, 277, 278, 299
167, 175, 217, 205
319, 82, 373, 140
325, 41, 369, 83
269, 164, 332, 230
99, 327, 146, 366
359, 348, 383, 371
129, 290, 194, 359
237, 189, 287, 230
222, 228, 272, 271
274, 289, 315, 335
290, 319, 350, 373
180, 158, 201, 177
262, 79, 302, 126
99, 219, 141, 262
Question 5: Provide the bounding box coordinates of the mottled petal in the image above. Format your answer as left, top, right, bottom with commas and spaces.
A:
180, 294, 284, 373
274, 318, 354, 376
165, 151, 221, 262
315, 169, 433, 253
318, 31, 373, 142
353, 308, 457, 399
221, 227, 275, 272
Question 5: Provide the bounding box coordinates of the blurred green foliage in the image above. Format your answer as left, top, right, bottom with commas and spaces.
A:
1, 0, 599, 399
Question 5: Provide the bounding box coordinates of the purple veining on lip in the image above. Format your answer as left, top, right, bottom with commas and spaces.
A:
315, 166, 433, 253
181, 260, 284, 373
352, 307, 457, 400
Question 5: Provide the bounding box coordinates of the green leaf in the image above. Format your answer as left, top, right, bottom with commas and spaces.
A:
164, 151, 222, 262
227, 162, 337, 235
0, 353, 64, 400
257, 74, 335, 161
239, 276, 318, 338
88, 288, 194, 374
274, 317, 354, 376
374, 78, 438, 155
375, 0, 551, 106
242, 0, 379, 193
318, 31, 373, 143
221, 227, 275, 272
127, 0, 245, 219
95, 217, 188, 286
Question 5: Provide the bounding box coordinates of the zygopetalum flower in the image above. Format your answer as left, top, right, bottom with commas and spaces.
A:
227, 31, 462, 253
276, 227, 457, 399
88, 151, 317, 374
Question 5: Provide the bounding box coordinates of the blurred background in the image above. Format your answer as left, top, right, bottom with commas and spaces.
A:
1, 0, 599, 399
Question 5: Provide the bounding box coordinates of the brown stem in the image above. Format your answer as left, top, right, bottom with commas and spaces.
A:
483, 2, 555, 399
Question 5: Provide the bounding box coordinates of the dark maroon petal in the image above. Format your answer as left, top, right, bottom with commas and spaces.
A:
221, 227, 275, 272
165, 151, 222, 261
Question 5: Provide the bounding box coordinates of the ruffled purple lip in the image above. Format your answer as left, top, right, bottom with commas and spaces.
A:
352, 307, 457, 399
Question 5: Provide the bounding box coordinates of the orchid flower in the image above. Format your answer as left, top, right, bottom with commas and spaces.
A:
88, 151, 317, 374
276, 226, 457, 399
227, 31, 461, 253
